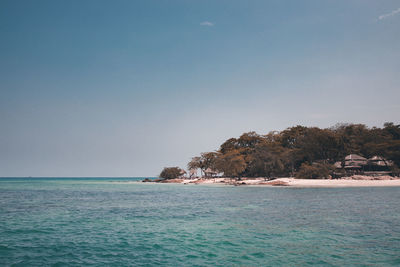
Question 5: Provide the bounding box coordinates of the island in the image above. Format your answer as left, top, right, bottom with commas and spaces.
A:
151, 123, 400, 187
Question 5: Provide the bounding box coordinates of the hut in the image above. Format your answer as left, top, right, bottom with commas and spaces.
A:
364, 156, 393, 175
344, 154, 367, 167
344, 154, 367, 175
368, 156, 393, 167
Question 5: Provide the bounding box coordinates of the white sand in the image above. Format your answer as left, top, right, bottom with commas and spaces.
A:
180, 177, 400, 187
265, 178, 400, 187
139, 176, 400, 187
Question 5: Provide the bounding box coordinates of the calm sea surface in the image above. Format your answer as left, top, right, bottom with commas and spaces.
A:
1, 178, 400, 266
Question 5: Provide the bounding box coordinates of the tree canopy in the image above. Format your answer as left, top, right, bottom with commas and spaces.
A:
187, 122, 400, 178
159, 167, 182, 180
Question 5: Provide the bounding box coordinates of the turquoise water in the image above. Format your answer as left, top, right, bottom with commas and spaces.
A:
1, 178, 400, 266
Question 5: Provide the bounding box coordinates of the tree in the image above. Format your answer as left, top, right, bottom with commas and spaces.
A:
188, 152, 219, 177
187, 122, 400, 180
187, 156, 201, 172
381, 123, 400, 167
237, 132, 264, 149
296, 162, 334, 179
297, 127, 339, 163
215, 150, 246, 178
384, 122, 400, 139
279, 125, 308, 149
247, 142, 289, 179
333, 124, 370, 156
220, 138, 239, 154
200, 152, 219, 171
159, 167, 182, 180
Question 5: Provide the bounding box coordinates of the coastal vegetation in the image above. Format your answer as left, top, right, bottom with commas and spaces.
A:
183, 123, 400, 179
159, 167, 182, 180
296, 162, 334, 179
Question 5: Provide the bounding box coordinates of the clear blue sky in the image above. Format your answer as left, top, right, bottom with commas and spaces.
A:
1, 0, 399, 177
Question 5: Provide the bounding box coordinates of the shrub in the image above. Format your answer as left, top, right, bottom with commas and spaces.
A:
296, 162, 334, 179
159, 167, 182, 179
390, 164, 400, 177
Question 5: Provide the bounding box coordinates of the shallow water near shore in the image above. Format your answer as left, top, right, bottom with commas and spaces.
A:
1, 178, 400, 266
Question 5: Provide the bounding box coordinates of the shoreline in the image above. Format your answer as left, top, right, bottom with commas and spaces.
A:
142, 176, 400, 188
261, 178, 400, 188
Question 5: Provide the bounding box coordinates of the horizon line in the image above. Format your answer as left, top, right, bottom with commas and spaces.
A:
0, 176, 156, 178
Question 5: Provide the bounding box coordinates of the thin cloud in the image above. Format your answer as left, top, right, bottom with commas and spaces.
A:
378, 7, 400, 20
200, 21, 214, 26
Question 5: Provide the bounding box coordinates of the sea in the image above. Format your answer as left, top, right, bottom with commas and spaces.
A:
1, 177, 400, 266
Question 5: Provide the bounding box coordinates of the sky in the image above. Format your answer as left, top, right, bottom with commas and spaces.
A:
0, 0, 399, 177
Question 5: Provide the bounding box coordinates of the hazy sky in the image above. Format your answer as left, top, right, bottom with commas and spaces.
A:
1, 0, 399, 177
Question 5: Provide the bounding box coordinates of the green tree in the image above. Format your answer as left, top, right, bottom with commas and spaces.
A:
187, 156, 201, 171
215, 150, 246, 178
296, 162, 334, 179
247, 142, 288, 179
159, 167, 182, 179
220, 138, 239, 154
188, 152, 219, 177
200, 152, 219, 171
187, 122, 400, 180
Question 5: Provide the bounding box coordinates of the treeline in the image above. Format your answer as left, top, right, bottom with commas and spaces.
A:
187, 123, 400, 178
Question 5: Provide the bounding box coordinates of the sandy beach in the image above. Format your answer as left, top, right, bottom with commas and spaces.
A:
152, 176, 400, 187
265, 178, 400, 187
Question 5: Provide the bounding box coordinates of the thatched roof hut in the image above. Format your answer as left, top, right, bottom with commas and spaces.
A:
345, 154, 367, 161
344, 154, 367, 169
368, 156, 393, 167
